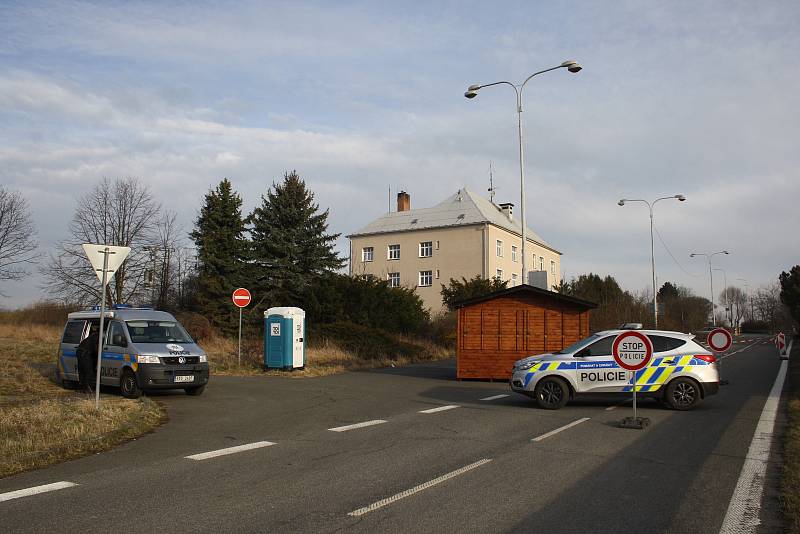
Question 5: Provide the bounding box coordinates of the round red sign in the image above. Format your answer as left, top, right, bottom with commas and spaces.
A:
231, 288, 251, 308
612, 331, 654, 371
707, 327, 732, 352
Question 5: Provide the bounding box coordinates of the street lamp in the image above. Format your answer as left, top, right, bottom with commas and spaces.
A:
465, 59, 582, 284
713, 267, 730, 326
690, 250, 730, 326
736, 277, 753, 322
617, 195, 686, 329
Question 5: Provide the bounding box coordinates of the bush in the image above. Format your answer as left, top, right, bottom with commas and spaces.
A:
309, 321, 425, 361
741, 320, 770, 334
0, 301, 80, 327
173, 311, 217, 342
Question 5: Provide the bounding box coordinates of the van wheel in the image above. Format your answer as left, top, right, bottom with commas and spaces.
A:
120, 369, 142, 399
665, 378, 700, 410
533, 377, 569, 410
185, 385, 205, 396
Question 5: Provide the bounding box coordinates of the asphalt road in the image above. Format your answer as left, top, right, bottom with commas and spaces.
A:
0, 336, 786, 533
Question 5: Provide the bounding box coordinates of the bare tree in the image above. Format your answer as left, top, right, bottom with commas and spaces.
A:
753, 282, 782, 333
143, 211, 190, 309
720, 286, 747, 331
41, 177, 161, 305
0, 186, 38, 282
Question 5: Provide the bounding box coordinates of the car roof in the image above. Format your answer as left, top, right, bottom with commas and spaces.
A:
593, 329, 695, 339
67, 309, 177, 322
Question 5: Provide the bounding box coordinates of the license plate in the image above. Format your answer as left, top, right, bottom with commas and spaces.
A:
174, 375, 194, 383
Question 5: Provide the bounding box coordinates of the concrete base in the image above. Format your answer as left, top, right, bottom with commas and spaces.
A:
619, 416, 651, 430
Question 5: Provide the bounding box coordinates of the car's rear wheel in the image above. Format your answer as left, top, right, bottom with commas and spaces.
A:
665, 378, 701, 410
120, 369, 142, 399
533, 377, 569, 410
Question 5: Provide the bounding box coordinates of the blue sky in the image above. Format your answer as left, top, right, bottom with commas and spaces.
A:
1, 0, 799, 307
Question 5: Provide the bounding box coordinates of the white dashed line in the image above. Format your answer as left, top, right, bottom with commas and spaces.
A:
185, 440, 276, 460
719, 360, 787, 533
479, 394, 510, 401
348, 459, 492, 517
419, 405, 460, 414
0, 482, 78, 503
532, 417, 591, 442
328, 420, 388, 432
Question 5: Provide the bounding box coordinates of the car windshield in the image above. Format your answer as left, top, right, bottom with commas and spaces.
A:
126, 321, 193, 344
555, 333, 602, 355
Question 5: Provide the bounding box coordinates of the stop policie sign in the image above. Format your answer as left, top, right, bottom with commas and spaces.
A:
612, 331, 654, 371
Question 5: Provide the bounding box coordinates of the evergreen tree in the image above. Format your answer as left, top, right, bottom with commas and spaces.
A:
248, 171, 343, 305
779, 265, 800, 325
190, 179, 247, 333
440, 275, 508, 311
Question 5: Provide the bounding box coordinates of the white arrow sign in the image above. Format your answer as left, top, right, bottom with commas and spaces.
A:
82, 244, 131, 286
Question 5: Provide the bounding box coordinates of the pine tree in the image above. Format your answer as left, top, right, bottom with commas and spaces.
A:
190, 178, 247, 333
248, 171, 343, 305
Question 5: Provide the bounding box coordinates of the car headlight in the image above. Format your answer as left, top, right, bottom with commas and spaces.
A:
137, 354, 161, 364
197, 354, 207, 363
515, 360, 539, 371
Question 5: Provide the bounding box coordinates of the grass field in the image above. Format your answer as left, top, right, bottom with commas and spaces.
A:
0, 323, 165, 479
782, 340, 800, 531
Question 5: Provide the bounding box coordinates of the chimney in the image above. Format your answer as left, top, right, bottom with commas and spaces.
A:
397, 191, 410, 212
499, 202, 513, 220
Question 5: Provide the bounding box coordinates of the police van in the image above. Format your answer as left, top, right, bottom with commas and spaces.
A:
56, 306, 210, 398
510, 329, 720, 410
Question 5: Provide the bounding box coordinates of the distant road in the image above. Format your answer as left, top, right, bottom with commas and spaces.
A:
0, 337, 785, 533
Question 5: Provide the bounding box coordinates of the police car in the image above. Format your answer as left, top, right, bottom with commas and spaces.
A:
56, 306, 210, 398
510, 328, 719, 410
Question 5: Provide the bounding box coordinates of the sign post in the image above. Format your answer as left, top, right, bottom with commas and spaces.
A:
613, 330, 654, 429
232, 288, 251, 367
82, 244, 131, 410
707, 327, 732, 384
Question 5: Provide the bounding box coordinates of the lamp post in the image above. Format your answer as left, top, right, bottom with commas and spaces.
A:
617, 195, 686, 329
690, 251, 730, 326
736, 277, 753, 323
713, 267, 730, 326
465, 60, 582, 284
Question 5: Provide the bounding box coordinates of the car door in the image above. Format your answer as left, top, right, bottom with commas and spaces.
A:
101, 321, 127, 385
59, 319, 87, 381
635, 335, 691, 392
574, 335, 630, 393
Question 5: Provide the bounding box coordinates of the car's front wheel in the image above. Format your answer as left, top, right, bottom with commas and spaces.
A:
120, 369, 142, 399
664, 378, 701, 410
533, 377, 569, 410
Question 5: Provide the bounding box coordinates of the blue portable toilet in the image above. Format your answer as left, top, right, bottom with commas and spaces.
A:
264, 307, 306, 370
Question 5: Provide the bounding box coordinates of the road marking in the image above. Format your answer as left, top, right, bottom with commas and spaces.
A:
719, 360, 787, 534
531, 417, 590, 442
348, 458, 492, 517
328, 420, 387, 432
419, 405, 459, 414
0, 482, 77, 503
605, 400, 630, 411
479, 394, 509, 401
185, 440, 276, 461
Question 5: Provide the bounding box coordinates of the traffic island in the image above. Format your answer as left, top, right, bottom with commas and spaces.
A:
619, 416, 651, 429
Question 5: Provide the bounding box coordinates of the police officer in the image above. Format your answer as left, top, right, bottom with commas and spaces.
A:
76, 325, 102, 393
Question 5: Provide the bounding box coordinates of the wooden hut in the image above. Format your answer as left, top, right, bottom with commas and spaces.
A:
456, 285, 597, 380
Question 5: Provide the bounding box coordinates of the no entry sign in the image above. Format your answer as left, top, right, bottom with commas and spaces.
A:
232, 287, 251, 308
612, 331, 654, 371
707, 327, 732, 352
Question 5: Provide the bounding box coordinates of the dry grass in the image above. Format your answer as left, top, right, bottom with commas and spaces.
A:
783, 341, 800, 532
205, 332, 453, 377
0, 323, 165, 479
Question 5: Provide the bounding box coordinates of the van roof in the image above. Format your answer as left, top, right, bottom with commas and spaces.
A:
67, 309, 177, 322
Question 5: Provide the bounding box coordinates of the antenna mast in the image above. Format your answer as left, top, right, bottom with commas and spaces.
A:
487, 162, 496, 204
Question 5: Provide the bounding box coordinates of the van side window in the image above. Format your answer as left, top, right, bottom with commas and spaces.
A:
62, 320, 86, 344
649, 335, 686, 353
108, 322, 127, 347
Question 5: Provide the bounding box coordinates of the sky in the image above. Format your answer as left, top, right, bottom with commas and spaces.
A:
1, 0, 798, 308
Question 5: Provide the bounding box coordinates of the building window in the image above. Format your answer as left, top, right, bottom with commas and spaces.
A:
388, 244, 400, 260
419, 241, 433, 258
388, 272, 400, 287
419, 270, 433, 287
496, 269, 503, 280
362, 247, 373, 262
511, 246, 517, 262
512, 273, 518, 286
550, 260, 556, 275
496, 240, 503, 257
539, 256, 544, 271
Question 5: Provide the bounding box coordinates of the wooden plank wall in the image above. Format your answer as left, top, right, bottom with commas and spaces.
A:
457, 294, 591, 380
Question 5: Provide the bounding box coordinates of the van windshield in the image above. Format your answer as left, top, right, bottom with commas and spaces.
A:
126, 321, 193, 344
